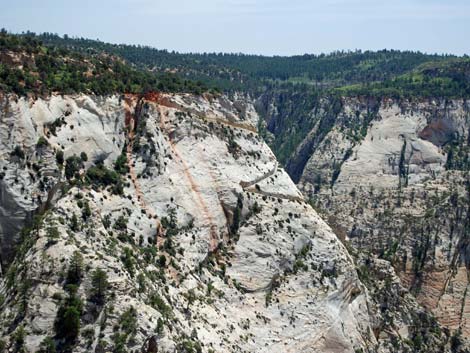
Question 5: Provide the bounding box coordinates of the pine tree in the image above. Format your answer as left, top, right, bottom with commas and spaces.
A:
66, 251, 83, 285
91, 268, 108, 305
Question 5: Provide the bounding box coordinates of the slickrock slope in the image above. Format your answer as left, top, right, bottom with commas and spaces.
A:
0, 93, 375, 352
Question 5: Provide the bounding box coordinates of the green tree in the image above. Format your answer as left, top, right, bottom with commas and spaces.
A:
114, 153, 128, 175
121, 248, 135, 276
46, 226, 60, 242
70, 213, 79, 232
55, 290, 83, 343
65, 155, 82, 180
91, 268, 109, 305
38, 336, 56, 353
66, 251, 84, 285
81, 201, 91, 221
12, 325, 26, 352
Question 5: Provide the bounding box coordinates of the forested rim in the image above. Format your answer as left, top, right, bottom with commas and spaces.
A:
0, 30, 212, 96
1, 29, 470, 100
32, 31, 470, 99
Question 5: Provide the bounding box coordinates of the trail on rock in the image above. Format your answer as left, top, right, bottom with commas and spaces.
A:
144, 92, 257, 134
240, 163, 304, 202
240, 162, 278, 188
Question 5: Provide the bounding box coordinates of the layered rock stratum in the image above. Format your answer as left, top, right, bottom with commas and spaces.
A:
263, 96, 470, 352
0, 92, 380, 353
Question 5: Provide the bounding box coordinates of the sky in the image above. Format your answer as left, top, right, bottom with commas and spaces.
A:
1, 0, 469, 56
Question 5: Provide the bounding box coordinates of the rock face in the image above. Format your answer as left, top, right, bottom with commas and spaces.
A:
0, 93, 376, 352
278, 97, 470, 349
294, 99, 467, 194
0, 94, 125, 270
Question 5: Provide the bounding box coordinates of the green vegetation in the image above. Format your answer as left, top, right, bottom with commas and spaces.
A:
0, 30, 209, 96
55, 287, 83, 345
38, 337, 56, 353
113, 215, 128, 231
85, 163, 124, 195
335, 59, 470, 99
293, 243, 311, 274
112, 307, 138, 353
70, 213, 79, 232
90, 268, 109, 305
445, 136, 470, 171
64, 155, 83, 180
34, 31, 461, 94
55, 150, 64, 166
121, 247, 135, 276
79, 151, 88, 162
2, 30, 468, 99
80, 200, 91, 221
398, 140, 409, 188
66, 251, 84, 285
177, 338, 202, 353
230, 195, 244, 237
36, 136, 49, 148
113, 152, 128, 175
12, 325, 26, 352
46, 226, 60, 246
10, 145, 25, 159
148, 292, 173, 320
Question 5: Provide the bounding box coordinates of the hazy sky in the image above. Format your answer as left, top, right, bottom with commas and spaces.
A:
1, 0, 469, 56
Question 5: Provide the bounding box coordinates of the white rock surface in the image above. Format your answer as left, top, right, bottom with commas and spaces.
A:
0, 93, 375, 353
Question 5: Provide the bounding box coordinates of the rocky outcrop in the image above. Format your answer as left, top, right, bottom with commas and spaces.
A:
295, 97, 470, 348
0, 93, 376, 352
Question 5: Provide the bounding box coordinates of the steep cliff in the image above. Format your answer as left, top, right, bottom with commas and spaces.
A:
1, 30, 469, 353
0, 93, 377, 353
258, 94, 470, 351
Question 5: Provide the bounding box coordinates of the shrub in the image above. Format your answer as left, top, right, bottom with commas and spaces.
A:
86, 164, 123, 195
178, 339, 202, 353
81, 201, 91, 220
65, 155, 83, 180
102, 214, 111, 229
114, 153, 128, 175
113, 216, 128, 231
148, 292, 172, 320
70, 213, 79, 232
10, 145, 25, 159
46, 226, 60, 246
111, 307, 138, 353
55, 150, 64, 165
36, 136, 49, 148
39, 336, 56, 353
80, 151, 88, 162
158, 255, 167, 267
121, 248, 135, 276
119, 307, 137, 335
230, 195, 243, 236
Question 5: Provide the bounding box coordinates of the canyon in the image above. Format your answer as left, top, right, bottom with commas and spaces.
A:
0, 32, 469, 353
